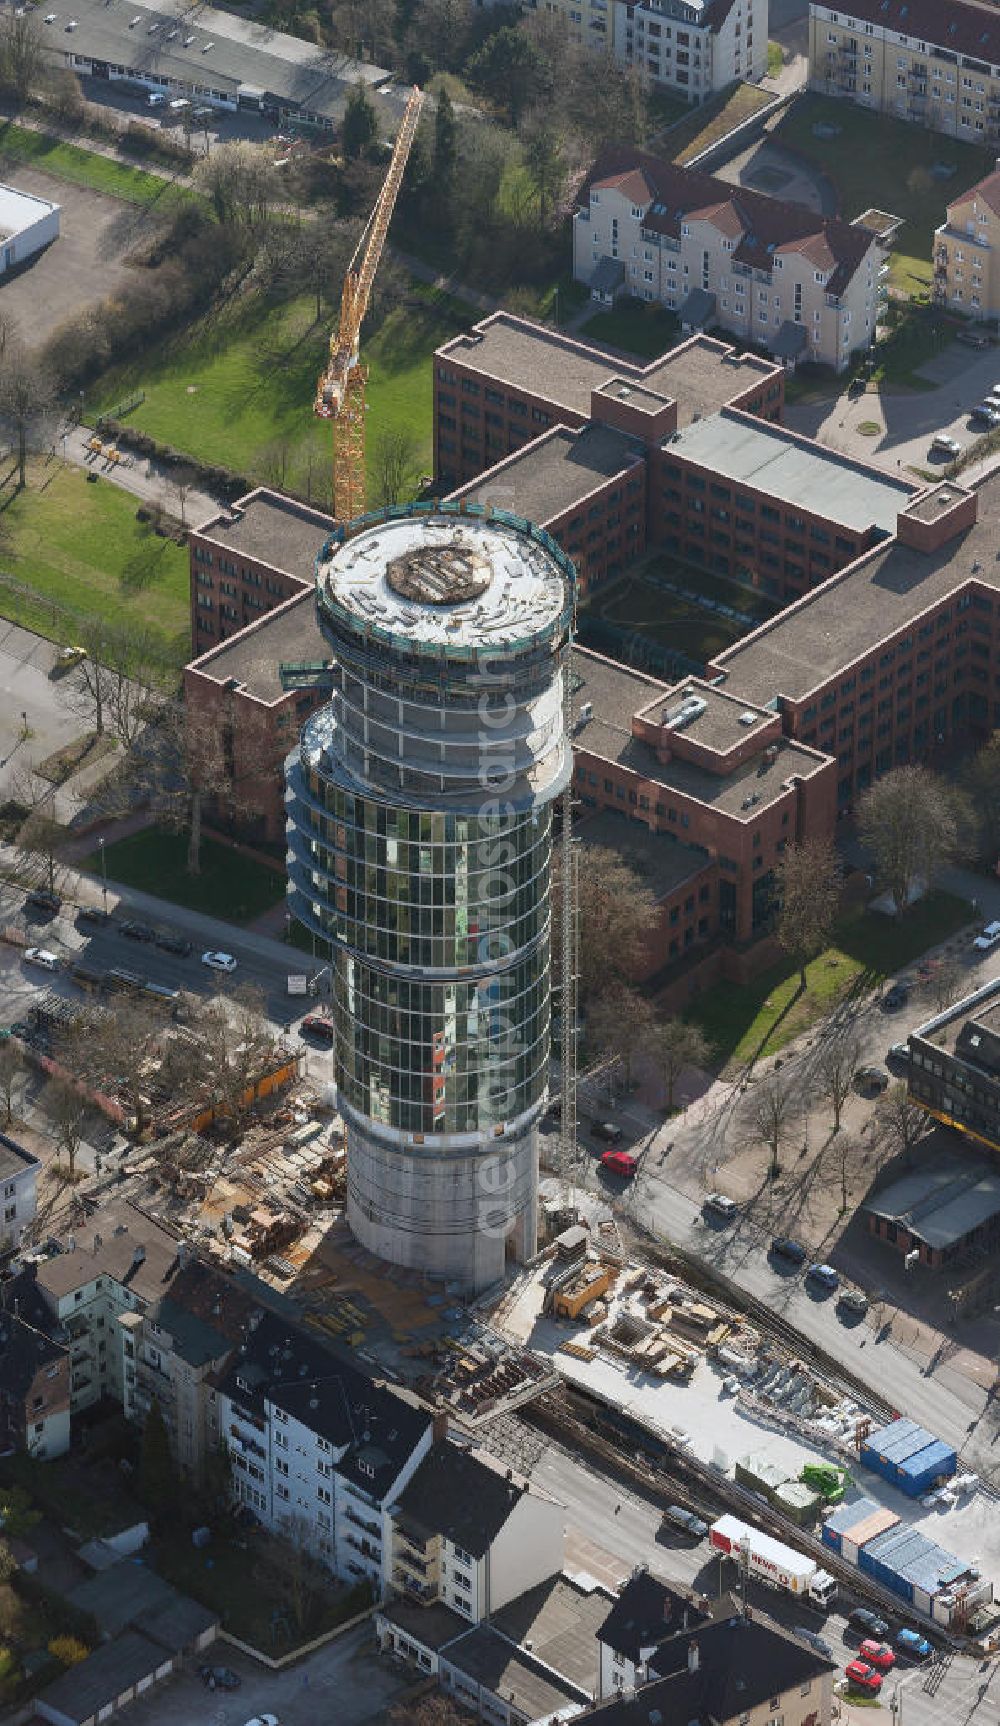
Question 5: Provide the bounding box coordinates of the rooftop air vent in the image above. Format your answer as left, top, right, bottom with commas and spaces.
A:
738, 710, 756, 726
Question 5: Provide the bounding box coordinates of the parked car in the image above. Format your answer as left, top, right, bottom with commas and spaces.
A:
895, 1627, 932, 1660
155, 931, 192, 957
838, 1288, 869, 1318
970, 402, 1000, 427
661, 1504, 709, 1539
600, 1149, 637, 1178
77, 905, 112, 928
301, 1014, 334, 1044
243, 1716, 279, 1726
854, 1064, 889, 1096
973, 920, 1000, 952
120, 920, 156, 942
929, 433, 961, 458
957, 328, 991, 349
52, 644, 85, 674
881, 982, 910, 1011
886, 1040, 910, 1072
769, 1235, 807, 1266
848, 1607, 890, 1640
202, 950, 238, 972
859, 1640, 896, 1672
591, 1120, 623, 1143
845, 1659, 883, 1694
793, 1626, 834, 1659
703, 1192, 738, 1223
806, 1262, 839, 1293
24, 948, 60, 971
199, 1666, 241, 1691
147, 90, 166, 104
26, 888, 61, 916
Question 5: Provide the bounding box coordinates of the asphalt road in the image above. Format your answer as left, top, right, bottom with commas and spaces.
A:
524, 1432, 1000, 1726
0, 880, 323, 1033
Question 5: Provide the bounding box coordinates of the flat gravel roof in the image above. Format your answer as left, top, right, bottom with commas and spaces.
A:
669, 408, 914, 534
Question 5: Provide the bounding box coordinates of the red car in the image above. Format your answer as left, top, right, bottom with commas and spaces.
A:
859, 1640, 896, 1672
600, 1149, 637, 1177
301, 1014, 334, 1044
845, 1660, 883, 1694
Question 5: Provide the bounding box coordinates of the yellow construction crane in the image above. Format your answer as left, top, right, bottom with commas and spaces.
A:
315, 84, 425, 522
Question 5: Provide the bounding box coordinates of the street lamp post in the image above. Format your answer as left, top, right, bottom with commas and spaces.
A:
79, 389, 85, 428
98, 837, 107, 912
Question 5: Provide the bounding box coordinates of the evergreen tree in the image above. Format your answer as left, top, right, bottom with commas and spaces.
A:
434, 87, 457, 209
342, 81, 378, 160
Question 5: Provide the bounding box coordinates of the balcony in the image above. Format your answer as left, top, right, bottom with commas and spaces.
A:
392, 1566, 437, 1602
344, 1506, 381, 1539
345, 1533, 381, 1562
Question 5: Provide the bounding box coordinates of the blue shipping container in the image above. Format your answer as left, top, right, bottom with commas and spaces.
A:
864, 1419, 923, 1464
895, 1440, 957, 1496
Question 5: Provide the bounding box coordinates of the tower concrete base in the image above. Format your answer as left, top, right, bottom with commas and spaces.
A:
345, 1127, 539, 1295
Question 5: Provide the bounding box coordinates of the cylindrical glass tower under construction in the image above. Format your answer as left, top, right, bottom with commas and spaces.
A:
285, 505, 574, 1292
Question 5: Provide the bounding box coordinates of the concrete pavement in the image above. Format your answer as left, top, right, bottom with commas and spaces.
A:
59, 420, 222, 526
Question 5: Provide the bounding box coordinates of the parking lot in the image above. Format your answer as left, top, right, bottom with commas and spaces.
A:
85, 1621, 413, 1726
785, 336, 1000, 478
0, 165, 141, 350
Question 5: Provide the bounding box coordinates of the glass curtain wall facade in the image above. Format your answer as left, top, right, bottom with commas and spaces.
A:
286, 506, 574, 1291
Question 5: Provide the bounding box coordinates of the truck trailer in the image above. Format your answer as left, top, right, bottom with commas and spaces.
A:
709, 1515, 838, 1608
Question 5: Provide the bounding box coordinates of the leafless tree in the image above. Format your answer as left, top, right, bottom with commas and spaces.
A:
875, 1081, 930, 1168
115, 698, 269, 876
648, 1016, 713, 1113
166, 986, 281, 1130
15, 797, 67, 898
962, 730, 1000, 865
0, 9, 45, 101
774, 837, 842, 991
815, 1033, 861, 1133
0, 343, 56, 489
0, 1039, 22, 1125
42, 1078, 89, 1180
927, 955, 962, 1015
390, 1696, 473, 1726
858, 766, 966, 917
553, 843, 659, 1013
255, 1514, 334, 1638
586, 983, 655, 1089
194, 141, 277, 229
172, 464, 197, 529
752, 1072, 798, 1177
371, 425, 422, 508
60, 999, 163, 1139
829, 1131, 868, 1214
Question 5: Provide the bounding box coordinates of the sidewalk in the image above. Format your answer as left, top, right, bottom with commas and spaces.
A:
56, 422, 222, 525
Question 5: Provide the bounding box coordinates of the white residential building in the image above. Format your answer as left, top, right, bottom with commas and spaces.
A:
530, 0, 766, 99
212, 1310, 436, 1595
0, 1132, 40, 1254
34, 1200, 186, 1415
573, 148, 885, 371
387, 1440, 566, 1623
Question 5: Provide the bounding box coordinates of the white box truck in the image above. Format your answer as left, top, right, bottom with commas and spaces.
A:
709, 1515, 837, 1608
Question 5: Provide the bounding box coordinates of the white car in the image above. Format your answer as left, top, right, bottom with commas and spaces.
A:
929, 434, 961, 458
202, 950, 238, 972
24, 947, 60, 971
973, 920, 1000, 952
243, 1716, 280, 1726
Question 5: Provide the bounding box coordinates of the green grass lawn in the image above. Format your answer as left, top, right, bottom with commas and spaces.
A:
81, 827, 285, 923
669, 82, 776, 166
0, 463, 189, 667
579, 300, 679, 359
687, 889, 972, 1072
92, 281, 471, 502
868, 307, 952, 389
773, 95, 991, 293
0, 120, 188, 208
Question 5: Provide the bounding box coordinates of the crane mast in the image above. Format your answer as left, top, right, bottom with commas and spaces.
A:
315, 85, 424, 522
